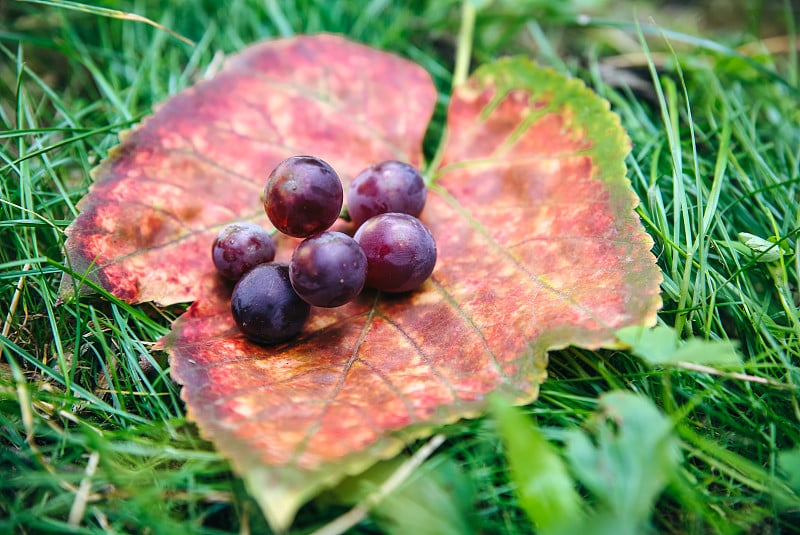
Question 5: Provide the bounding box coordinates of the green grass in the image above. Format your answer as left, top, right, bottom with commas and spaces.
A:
2, 0, 800, 533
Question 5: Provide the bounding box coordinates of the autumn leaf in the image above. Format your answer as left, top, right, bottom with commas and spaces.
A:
62, 35, 662, 531
61, 34, 434, 305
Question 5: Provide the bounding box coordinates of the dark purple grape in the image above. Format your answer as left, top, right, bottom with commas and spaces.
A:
353, 213, 437, 293
231, 263, 310, 344
347, 160, 426, 227
264, 155, 343, 238
212, 222, 276, 281
289, 231, 367, 307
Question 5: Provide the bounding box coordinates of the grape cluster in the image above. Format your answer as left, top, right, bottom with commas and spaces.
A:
211, 155, 437, 345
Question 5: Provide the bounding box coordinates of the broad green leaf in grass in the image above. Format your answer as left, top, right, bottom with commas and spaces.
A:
491, 396, 583, 535
565, 392, 681, 534
616, 325, 740, 366
61, 35, 661, 530
370, 458, 476, 535
779, 448, 800, 492
615, 325, 677, 363
329, 455, 478, 535
736, 232, 794, 263
672, 338, 740, 366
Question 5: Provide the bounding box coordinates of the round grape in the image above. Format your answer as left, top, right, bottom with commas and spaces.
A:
354, 213, 437, 293
211, 221, 276, 281
289, 231, 367, 307
231, 263, 310, 344
264, 155, 343, 238
347, 160, 426, 227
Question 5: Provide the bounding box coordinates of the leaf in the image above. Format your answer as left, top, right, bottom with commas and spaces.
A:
737, 232, 793, 263
330, 455, 478, 535
616, 325, 740, 366
615, 325, 679, 363
61, 34, 435, 305
370, 457, 477, 535
564, 392, 681, 532
491, 396, 583, 535
778, 448, 800, 492
62, 36, 662, 530
672, 338, 740, 366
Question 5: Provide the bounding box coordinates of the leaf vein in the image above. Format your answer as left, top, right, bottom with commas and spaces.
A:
432, 185, 617, 331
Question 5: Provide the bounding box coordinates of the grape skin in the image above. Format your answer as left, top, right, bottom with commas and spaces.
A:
264, 155, 343, 238
211, 222, 276, 281
231, 263, 310, 344
354, 213, 437, 293
290, 231, 367, 307
347, 160, 426, 227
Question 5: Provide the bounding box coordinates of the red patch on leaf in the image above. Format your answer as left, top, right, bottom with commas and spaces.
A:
63, 35, 434, 305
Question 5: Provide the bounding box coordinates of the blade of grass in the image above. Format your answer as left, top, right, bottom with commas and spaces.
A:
17, 0, 196, 46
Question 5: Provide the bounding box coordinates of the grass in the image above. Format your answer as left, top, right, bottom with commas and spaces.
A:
2, 0, 800, 533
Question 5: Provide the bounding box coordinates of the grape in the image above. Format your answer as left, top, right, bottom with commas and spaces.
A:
264, 155, 343, 237
289, 231, 367, 307
353, 213, 437, 293
211, 221, 276, 281
347, 160, 426, 227
231, 263, 310, 344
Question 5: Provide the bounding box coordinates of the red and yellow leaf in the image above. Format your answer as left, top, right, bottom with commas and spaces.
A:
62, 35, 661, 531
61, 34, 434, 305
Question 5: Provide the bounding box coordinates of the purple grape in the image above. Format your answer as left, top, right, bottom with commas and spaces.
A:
264, 155, 343, 237
347, 160, 427, 227
212, 222, 276, 281
353, 213, 437, 293
231, 263, 310, 344
289, 231, 367, 307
